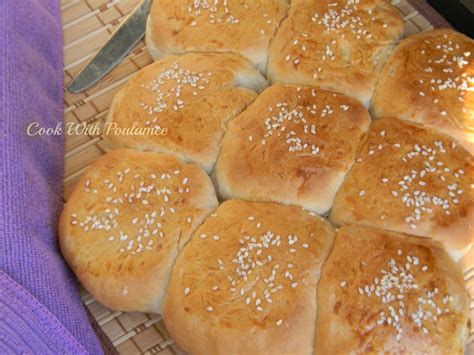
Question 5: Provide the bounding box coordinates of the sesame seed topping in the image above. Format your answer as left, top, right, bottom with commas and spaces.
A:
254, 88, 354, 156
140, 62, 211, 118
70, 164, 195, 255
353, 251, 453, 342
194, 210, 318, 322
359, 131, 468, 229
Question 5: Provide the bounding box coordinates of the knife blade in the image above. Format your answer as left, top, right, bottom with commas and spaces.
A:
67, 0, 153, 93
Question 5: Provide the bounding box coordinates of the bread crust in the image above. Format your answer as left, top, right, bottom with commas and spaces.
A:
330, 118, 473, 261
372, 29, 474, 154
102, 52, 267, 173
267, 0, 403, 106
214, 84, 371, 214
315, 225, 470, 354
163, 200, 335, 354
146, 0, 289, 72
58, 149, 218, 313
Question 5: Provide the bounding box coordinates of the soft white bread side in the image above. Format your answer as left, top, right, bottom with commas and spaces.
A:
163, 200, 335, 355
59, 149, 218, 314
146, 0, 289, 72
330, 118, 473, 261
214, 84, 371, 214
316, 225, 470, 354
103, 52, 267, 173
267, 0, 404, 106
372, 29, 474, 154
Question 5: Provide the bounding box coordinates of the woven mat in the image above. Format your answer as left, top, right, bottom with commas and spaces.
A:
60, 1, 473, 353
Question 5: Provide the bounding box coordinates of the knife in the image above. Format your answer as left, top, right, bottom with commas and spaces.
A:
67, 0, 153, 93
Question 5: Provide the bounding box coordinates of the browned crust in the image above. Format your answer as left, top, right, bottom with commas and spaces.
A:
147, 0, 289, 71
214, 84, 371, 214
59, 149, 218, 313
163, 200, 335, 355
102, 52, 267, 173
330, 118, 473, 261
372, 29, 474, 154
315, 225, 470, 354
267, 0, 404, 106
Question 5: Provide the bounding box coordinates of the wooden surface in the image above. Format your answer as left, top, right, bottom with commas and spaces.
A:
60, 1, 473, 353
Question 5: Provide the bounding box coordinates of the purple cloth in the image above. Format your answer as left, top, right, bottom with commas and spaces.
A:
0, 1, 103, 353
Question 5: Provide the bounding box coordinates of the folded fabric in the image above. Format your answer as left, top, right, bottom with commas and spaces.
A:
0, 0, 102, 353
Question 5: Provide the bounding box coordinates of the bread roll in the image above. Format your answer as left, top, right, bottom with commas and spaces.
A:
372, 29, 474, 154
103, 52, 267, 173
330, 118, 473, 261
163, 200, 335, 355
267, 0, 403, 106
59, 149, 218, 313
315, 225, 470, 354
214, 84, 371, 214
146, 0, 289, 72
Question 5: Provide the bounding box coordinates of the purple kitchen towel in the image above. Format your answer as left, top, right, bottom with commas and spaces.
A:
0, 0, 103, 354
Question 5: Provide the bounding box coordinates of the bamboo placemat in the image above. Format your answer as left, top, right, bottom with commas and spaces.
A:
61, 1, 473, 353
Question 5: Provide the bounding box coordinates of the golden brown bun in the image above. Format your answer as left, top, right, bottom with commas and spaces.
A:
163, 200, 335, 355
146, 0, 289, 72
103, 52, 268, 173
330, 118, 473, 261
372, 29, 474, 154
267, 0, 404, 106
315, 225, 470, 354
214, 84, 371, 214
58, 149, 218, 313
